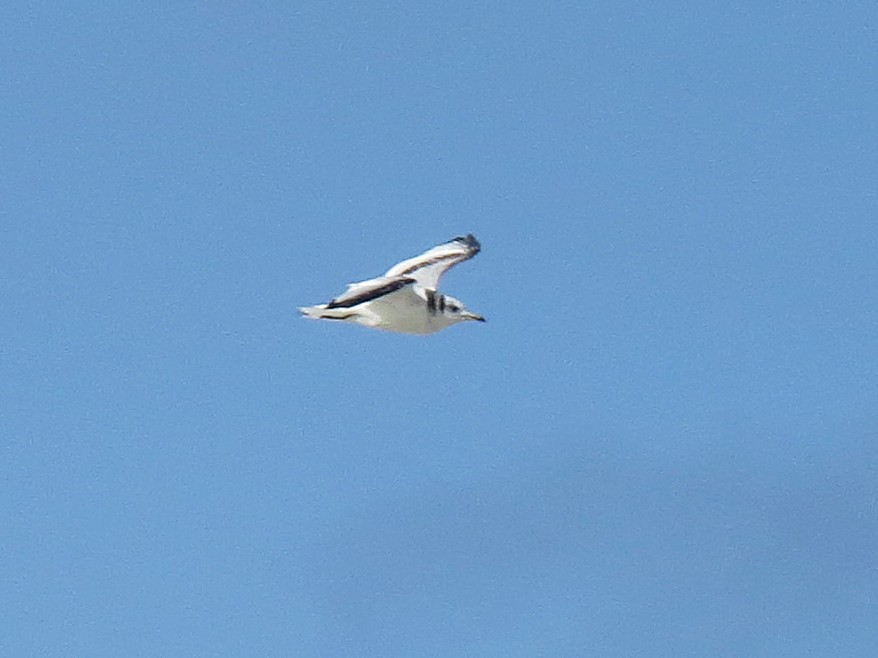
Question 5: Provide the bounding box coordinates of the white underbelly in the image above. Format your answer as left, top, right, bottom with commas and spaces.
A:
362, 295, 449, 334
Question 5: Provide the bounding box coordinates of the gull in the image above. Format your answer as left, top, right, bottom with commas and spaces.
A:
299, 234, 486, 334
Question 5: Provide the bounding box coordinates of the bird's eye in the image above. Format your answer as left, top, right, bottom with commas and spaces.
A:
448, 304, 460, 313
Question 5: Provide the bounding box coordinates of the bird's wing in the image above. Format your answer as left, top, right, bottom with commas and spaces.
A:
383, 234, 481, 290
326, 276, 417, 309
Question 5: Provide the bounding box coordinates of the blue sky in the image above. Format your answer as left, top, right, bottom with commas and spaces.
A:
3, 3, 877, 656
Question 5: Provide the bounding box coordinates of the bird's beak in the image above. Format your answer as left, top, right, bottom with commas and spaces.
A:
462, 311, 486, 322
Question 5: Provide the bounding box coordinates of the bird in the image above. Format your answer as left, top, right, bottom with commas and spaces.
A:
299, 234, 486, 335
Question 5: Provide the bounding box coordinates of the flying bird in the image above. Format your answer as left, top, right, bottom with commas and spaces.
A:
300, 234, 485, 334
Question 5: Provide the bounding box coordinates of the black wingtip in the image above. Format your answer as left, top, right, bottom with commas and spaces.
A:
452, 234, 481, 253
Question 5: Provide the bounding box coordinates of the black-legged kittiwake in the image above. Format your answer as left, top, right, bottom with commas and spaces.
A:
299, 234, 485, 335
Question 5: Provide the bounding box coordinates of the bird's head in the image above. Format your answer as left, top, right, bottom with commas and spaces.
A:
443, 295, 486, 324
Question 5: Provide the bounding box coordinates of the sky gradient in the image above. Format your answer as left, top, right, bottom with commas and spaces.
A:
3, 3, 878, 656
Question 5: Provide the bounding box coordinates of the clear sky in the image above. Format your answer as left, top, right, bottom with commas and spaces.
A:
3, 3, 877, 656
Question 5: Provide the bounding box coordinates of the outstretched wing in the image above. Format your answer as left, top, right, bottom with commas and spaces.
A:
383, 234, 481, 290
325, 276, 417, 309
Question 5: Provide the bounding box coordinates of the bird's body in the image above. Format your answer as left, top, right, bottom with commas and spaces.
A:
300, 234, 485, 335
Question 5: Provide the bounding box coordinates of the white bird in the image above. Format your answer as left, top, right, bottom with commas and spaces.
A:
300, 234, 486, 334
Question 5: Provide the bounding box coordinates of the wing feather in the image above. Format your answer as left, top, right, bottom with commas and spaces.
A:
383, 234, 481, 290
326, 276, 417, 309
